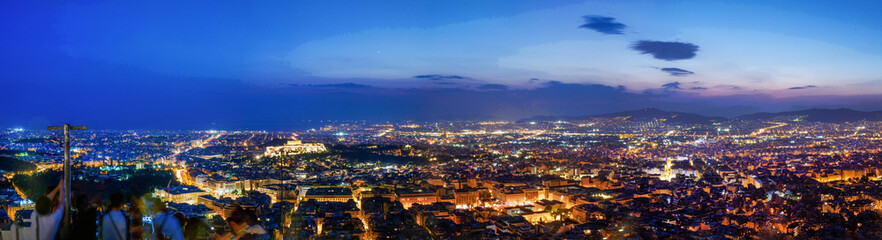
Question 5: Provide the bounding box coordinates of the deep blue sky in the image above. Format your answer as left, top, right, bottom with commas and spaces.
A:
2, 1, 882, 130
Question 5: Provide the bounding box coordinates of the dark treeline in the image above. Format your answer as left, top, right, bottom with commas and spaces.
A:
326, 144, 431, 165
0, 156, 38, 172
12, 167, 176, 201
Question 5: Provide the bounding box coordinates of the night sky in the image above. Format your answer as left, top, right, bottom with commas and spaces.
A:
2, 1, 882, 130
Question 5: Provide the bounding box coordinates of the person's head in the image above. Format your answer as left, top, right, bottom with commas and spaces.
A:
129, 196, 145, 216
109, 193, 125, 210
130, 196, 142, 208
151, 198, 168, 214
76, 194, 90, 210
35, 196, 52, 215
226, 204, 256, 234
35, 185, 59, 215
174, 212, 187, 227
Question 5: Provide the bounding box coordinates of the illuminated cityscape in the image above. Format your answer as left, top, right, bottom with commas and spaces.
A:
3, 1, 882, 239
3, 108, 882, 239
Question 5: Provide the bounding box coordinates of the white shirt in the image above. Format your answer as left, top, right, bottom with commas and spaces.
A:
101, 211, 127, 240
152, 211, 184, 240
0, 204, 65, 240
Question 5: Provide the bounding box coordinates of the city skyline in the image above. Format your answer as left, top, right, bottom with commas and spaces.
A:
3, 115, 882, 239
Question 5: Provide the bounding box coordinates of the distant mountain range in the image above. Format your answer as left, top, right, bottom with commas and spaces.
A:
519, 108, 882, 124
520, 108, 726, 124
735, 108, 882, 122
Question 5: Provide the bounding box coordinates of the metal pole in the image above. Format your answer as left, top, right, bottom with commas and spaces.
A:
62, 123, 71, 238
48, 124, 85, 239
280, 151, 284, 239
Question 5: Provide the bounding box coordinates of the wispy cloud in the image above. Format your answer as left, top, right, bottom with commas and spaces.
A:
788, 85, 817, 90
662, 82, 681, 90
659, 67, 695, 76
413, 74, 471, 81
544, 80, 563, 86
478, 84, 509, 91
294, 82, 372, 88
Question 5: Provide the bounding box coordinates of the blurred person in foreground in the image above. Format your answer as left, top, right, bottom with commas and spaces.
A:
0, 178, 66, 240
152, 201, 184, 240
99, 193, 130, 240
214, 204, 268, 240
71, 193, 99, 240
128, 196, 147, 240
173, 212, 188, 229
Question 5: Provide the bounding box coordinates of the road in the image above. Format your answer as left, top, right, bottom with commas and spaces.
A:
168, 132, 224, 162
169, 132, 223, 185
749, 122, 788, 137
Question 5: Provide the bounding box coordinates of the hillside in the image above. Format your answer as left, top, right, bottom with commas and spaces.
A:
736, 108, 882, 122
520, 108, 726, 124
0, 156, 38, 172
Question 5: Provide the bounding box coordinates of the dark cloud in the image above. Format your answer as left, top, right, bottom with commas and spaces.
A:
528, 78, 541, 84
659, 67, 695, 76
478, 84, 509, 91
691, 87, 708, 90
579, 15, 627, 34
413, 74, 470, 81
631, 41, 699, 61
788, 85, 817, 90
662, 82, 681, 90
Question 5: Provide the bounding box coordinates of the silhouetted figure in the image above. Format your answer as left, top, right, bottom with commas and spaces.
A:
100, 193, 130, 240
173, 212, 187, 228
152, 201, 184, 240
71, 194, 99, 240
0, 179, 66, 240
128, 197, 146, 240
130, 215, 145, 240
